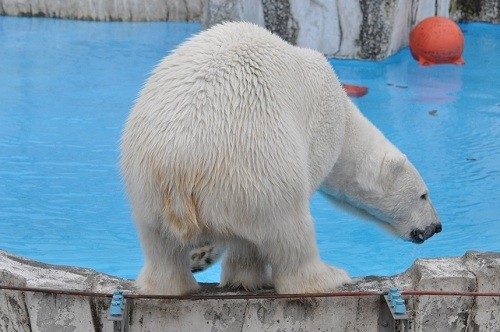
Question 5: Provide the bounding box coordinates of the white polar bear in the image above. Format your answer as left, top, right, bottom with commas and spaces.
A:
121, 22, 441, 295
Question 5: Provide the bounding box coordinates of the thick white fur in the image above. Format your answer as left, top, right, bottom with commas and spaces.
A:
121, 22, 438, 295
320, 100, 440, 240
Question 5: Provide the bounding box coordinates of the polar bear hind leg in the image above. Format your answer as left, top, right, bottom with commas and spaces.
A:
135, 216, 199, 295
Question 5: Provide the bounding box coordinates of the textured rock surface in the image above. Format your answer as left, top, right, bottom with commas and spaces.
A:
463, 251, 500, 332
0, 250, 135, 292
0, 0, 203, 21
450, 0, 500, 23
203, 0, 499, 59
203, 0, 452, 59
1, 250, 499, 331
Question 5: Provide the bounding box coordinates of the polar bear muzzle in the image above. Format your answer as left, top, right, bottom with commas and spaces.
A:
410, 223, 442, 244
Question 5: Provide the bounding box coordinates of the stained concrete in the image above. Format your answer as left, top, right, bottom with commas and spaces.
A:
0, 250, 499, 331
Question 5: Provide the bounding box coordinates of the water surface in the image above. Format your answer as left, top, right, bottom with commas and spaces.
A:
0, 17, 498, 281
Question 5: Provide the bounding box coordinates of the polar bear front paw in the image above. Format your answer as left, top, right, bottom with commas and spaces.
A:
274, 260, 351, 294
189, 242, 224, 273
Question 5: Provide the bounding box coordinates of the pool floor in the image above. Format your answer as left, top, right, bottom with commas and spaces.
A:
0, 17, 498, 282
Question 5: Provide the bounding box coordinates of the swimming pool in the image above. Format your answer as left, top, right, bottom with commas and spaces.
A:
0, 17, 498, 282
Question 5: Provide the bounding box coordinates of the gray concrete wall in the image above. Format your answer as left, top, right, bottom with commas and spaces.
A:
1, 250, 499, 331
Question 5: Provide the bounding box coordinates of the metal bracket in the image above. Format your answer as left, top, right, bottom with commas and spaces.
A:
378, 288, 410, 332
107, 289, 129, 332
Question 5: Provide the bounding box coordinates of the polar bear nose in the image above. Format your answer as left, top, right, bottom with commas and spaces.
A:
410, 223, 442, 244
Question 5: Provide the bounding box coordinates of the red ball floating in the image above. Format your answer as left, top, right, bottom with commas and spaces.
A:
342, 84, 368, 98
410, 16, 465, 66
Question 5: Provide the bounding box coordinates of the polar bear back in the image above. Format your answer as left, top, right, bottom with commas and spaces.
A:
121, 22, 347, 241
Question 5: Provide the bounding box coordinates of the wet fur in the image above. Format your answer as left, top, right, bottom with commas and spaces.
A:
121, 22, 439, 296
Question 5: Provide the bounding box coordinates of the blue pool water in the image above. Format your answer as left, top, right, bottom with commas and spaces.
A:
0, 17, 498, 282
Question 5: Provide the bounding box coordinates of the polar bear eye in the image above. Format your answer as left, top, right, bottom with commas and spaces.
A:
420, 193, 428, 200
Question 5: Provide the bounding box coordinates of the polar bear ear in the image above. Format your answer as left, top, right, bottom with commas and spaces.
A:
380, 152, 407, 183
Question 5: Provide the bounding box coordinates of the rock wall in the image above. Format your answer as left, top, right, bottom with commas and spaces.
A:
203, 0, 498, 60
0, 0, 203, 21
0, 0, 498, 58
450, 0, 500, 23
1, 250, 499, 331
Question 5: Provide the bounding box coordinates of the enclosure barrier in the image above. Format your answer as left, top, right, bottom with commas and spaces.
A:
2, 284, 500, 299
1, 283, 499, 332
1, 250, 499, 331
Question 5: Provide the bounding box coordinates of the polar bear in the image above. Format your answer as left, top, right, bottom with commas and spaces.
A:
121, 22, 441, 295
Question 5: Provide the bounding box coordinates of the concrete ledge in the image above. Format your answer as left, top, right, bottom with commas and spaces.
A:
1, 250, 499, 331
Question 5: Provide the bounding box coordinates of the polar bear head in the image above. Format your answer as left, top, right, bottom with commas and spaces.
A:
321, 151, 442, 244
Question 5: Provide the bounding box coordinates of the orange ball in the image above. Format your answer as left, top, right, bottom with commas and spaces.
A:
410, 16, 465, 66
